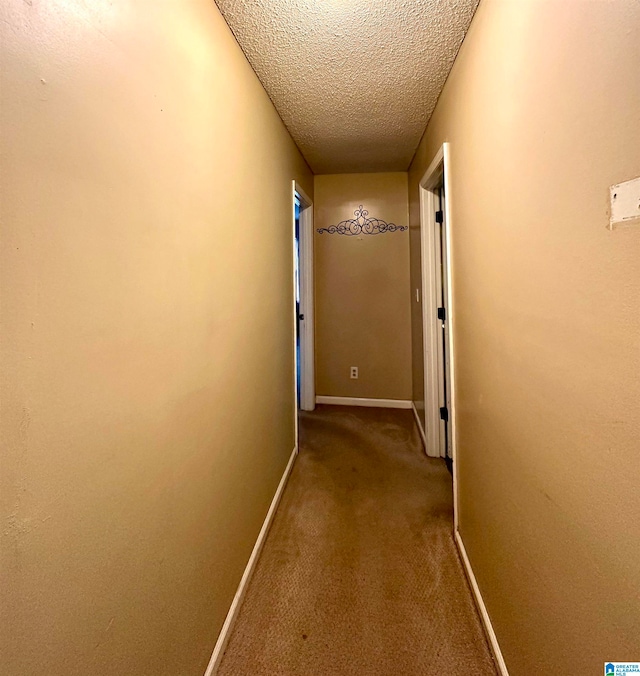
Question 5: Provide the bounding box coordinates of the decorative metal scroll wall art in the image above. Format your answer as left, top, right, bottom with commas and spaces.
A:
316, 205, 407, 236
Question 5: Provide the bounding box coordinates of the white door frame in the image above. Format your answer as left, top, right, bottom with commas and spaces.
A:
292, 181, 315, 415
419, 143, 458, 529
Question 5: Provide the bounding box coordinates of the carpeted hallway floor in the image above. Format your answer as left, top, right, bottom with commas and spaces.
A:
217, 405, 498, 675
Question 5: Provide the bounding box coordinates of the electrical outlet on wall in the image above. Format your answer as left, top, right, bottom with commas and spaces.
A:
350, 366, 359, 379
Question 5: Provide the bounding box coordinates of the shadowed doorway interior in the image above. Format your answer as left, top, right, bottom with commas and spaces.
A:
292, 182, 315, 419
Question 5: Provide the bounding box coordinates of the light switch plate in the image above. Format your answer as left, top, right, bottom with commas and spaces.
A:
610, 176, 640, 228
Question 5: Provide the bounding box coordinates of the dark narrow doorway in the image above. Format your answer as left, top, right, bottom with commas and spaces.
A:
436, 185, 453, 474
294, 196, 301, 407
292, 181, 315, 418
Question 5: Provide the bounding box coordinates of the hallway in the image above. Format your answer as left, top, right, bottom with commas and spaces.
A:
2, 0, 639, 674
218, 407, 496, 675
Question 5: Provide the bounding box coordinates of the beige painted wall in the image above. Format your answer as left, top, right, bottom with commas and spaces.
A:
314, 173, 412, 401
0, 2, 312, 675
409, 0, 640, 673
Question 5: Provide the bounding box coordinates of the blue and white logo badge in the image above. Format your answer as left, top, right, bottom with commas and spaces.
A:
605, 663, 640, 676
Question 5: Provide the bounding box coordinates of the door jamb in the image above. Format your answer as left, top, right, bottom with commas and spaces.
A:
292, 181, 315, 421
419, 143, 458, 530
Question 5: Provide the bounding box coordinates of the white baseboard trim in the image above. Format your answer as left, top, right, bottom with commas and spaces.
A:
315, 396, 412, 409
411, 402, 428, 450
455, 530, 509, 676
203, 446, 298, 676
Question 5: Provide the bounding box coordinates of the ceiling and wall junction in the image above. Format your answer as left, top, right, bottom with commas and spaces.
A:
214, 0, 480, 173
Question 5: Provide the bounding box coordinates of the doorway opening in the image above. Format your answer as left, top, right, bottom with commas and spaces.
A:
418, 143, 458, 527
292, 182, 315, 428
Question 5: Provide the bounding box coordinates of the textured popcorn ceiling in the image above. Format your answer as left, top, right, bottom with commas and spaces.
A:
214, 0, 480, 173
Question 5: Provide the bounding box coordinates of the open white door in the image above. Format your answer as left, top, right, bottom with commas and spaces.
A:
419, 144, 458, 528
293, 181, 315, 412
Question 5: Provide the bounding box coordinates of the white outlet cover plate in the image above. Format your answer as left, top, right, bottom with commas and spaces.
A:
610, 176, 640, 227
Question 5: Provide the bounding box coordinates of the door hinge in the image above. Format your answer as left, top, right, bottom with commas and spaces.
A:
435, 210, 444, 224
440, 406, 449, 422
298, 313, 305, 321
437, 307, 446, 321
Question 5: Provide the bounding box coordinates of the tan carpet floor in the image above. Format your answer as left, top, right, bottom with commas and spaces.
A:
217, 405, 498, 675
